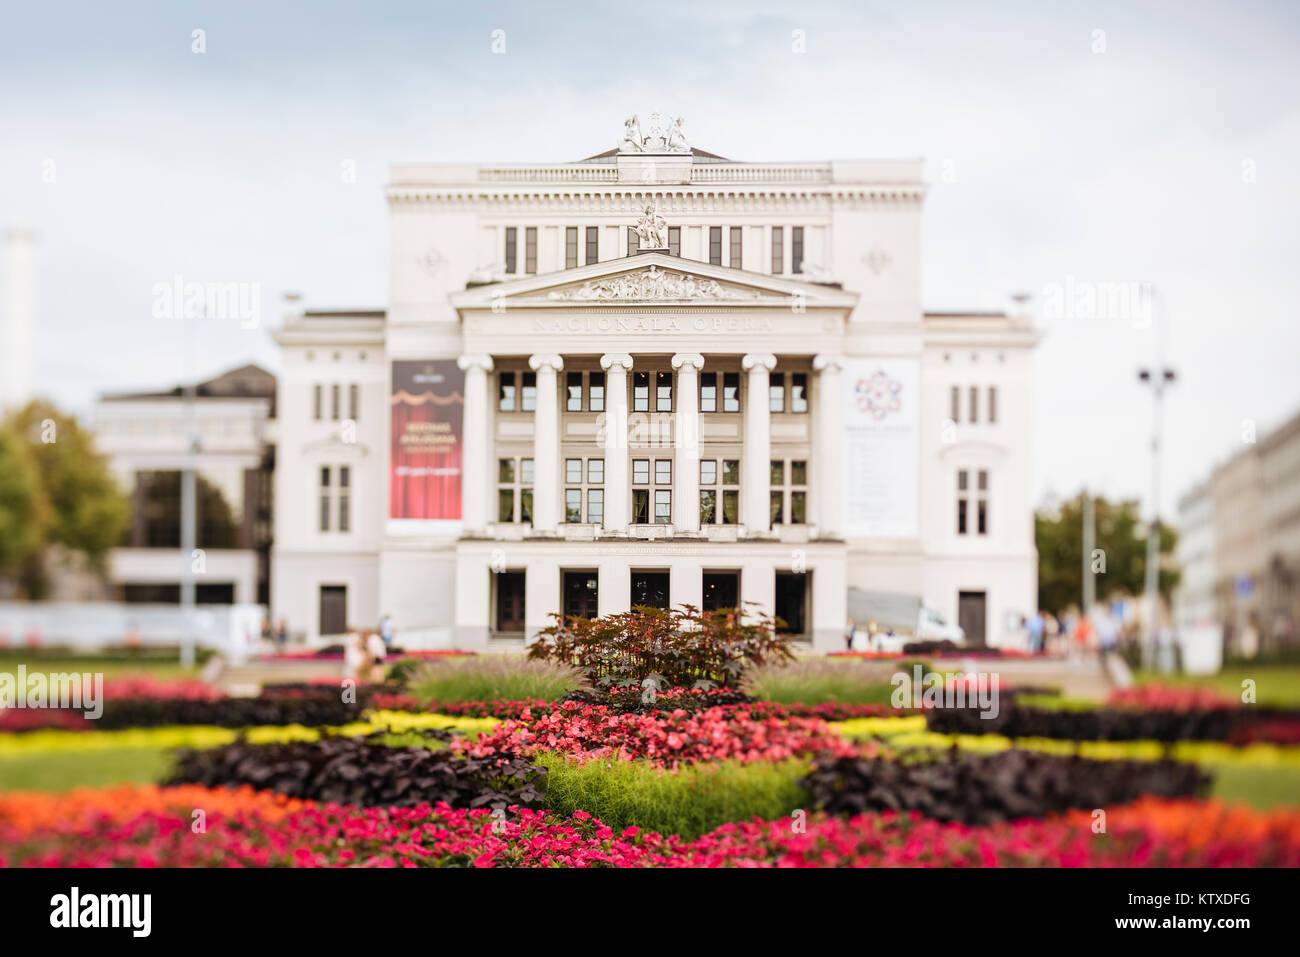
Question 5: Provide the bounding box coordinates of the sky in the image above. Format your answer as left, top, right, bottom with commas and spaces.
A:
1, 0, 1297, 519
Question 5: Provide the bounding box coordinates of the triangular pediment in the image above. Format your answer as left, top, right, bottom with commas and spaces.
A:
451, 253, 857, 311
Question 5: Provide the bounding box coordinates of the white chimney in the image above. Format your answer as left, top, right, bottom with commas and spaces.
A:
1, 229, 38, 412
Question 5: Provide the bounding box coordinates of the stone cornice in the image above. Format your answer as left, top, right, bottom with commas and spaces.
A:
387, 186, 924, 211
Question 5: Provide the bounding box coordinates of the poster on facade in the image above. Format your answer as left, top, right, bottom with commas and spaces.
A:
389, 360, 464, 522
841, 357, 920, 539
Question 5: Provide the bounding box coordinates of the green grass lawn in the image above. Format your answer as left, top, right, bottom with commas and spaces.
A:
0, 748, 177, 792
1134, 665, 1300, 707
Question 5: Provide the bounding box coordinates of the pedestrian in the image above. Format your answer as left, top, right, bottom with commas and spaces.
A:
260, 615, 273, 651
1027, 612, 1044, 655
343, 629, 366, 683
380, 613, 394, 649
366, 630, 388, 683
844, 617, 856, 652
275, 619, 289, 650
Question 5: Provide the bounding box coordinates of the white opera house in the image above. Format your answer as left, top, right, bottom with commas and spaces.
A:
270, 114, 1039, 652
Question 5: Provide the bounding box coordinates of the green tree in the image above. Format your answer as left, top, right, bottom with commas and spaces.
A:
1035, 492, 1180, 616
3, 400, 129, 597
0, 424, 51, 581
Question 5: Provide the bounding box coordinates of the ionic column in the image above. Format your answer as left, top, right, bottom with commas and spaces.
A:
813, 355, 844, 539
672, 353, 705, 533
742, 353, 777, 535
528, 354, 563, 535
456, 354, 494, 535
600, 353, 633, 534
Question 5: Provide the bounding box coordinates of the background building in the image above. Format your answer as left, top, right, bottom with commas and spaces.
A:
271, 119, 1039, 649
93, 363, 276, 607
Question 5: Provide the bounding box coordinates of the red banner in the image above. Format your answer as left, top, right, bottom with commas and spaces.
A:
389, 360, 464, 520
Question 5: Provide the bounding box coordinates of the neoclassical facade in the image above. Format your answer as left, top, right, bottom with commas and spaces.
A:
272, 118, 1038, 651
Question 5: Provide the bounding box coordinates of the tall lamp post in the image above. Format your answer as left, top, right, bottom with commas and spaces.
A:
1137, 364, 1176, 668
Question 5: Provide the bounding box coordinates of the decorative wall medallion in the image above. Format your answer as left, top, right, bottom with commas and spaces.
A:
421, 249, 445, 276
863, 246, 891, 275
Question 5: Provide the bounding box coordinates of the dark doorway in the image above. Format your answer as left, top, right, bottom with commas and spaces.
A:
562, 571, 599, 621
958, 591, 987, 646
631, 571, 670, 610
774, 571, 809, 636
702, 572, 740, 612
494, 571, 526, 634
319, 585, 347, 636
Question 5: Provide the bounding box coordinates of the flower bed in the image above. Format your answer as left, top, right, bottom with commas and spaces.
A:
3, 786, 1297, 867
925, 703, 1300, 745
459, 701, 858, 768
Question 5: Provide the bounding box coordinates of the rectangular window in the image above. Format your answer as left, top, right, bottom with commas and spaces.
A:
722, 490, 739, 524
587, 488, 604, 524
588, 372, 605, 412
520, 458, 534, 485
700, 460, 717, 485
774, 571, 808, 635
701, 459, 741, 525
632, 489, 650, 524
525, 227, 537, 274
313, 384, 322, 420
655, 371, 673, 412
792, 226, 804, 274
709, 226, 722, 265
655, 459, 672, 484
633, 371, 650, 412
318, 466, 330, 532
950, 386, 959, 423
969, 386, 978, 423
722, 459, 740, 485
499, 372, 516, 412
565, 227, 578, 269
505, 227, 518, 274
791, 461, 807, 485
566, 458, 582, 483
338, 466, 350, 532
729, 226, 742, 267
978, 499, 988, 535
988, 386, 998, 424
790, 490, 806, 524
700, 372, 717, 412
521, 372, 537, 412
700, 489, 716, 524
348, 384, 359, 421
769, 372, 785, 413
957, 469, 968, 535
627, 225, 639, 255
770, 490, 783, 527
633, 459, 650, 484
499, 459, 515, 484
565, 489, 582, 524
771, 227, 784, 274
654, 490, 672, 524
668, 226, 681, 257
585, 226, 599, 265
566, 372, 583, 412
723, 372, 740, 412
791, 373, 808, 413
331, 384, 340, 421
520, 489, 533, 524
588, 459, 604, 484
498, 489, 514, 523
770, 460, 784, 486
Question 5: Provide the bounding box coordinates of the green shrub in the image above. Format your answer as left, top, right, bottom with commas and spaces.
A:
528, 605, 794, 689
407, 656, 583, 705
538, 753, 811, 839
745, 658, 901, 705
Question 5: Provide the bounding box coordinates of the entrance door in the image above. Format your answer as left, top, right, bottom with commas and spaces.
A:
319, 585, 347, 637
630, 571, 670, 610
958, 591, 987, 646
702, 572, 740, 612
562, 571, 599, 621
494, 571, 526, 634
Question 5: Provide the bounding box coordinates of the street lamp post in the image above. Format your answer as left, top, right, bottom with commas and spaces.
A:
1137, 364, 1176, 669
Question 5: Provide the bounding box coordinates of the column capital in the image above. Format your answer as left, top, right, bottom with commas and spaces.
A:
742, 352, 777, 372
671, 353, 705, 372
457, 354, 494, 373
812, 354, 844, 373
528, 353, 564, 373
600, 353, 634, 373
